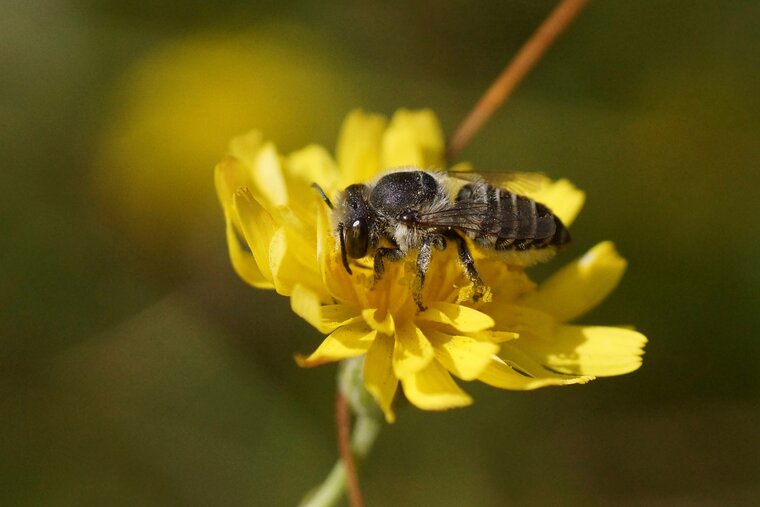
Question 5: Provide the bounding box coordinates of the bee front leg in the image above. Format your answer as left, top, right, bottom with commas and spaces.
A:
374, 247, 404, 281
414, 236, 445, 312
448, 232, 487, 302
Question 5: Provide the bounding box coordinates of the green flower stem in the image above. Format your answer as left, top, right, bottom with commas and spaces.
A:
299, 358, 383, 507
299, 460, 346, 507
351, 413, 382, 458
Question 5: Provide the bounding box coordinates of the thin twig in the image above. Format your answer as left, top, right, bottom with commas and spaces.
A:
336, 392, 364, 507
447, 0, 590, 160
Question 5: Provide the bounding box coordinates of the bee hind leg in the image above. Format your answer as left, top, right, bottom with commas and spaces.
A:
447, 232, 487, 302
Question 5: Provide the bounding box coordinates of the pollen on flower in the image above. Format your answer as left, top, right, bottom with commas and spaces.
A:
215, 107, 647, 422
455, 283, 493, 305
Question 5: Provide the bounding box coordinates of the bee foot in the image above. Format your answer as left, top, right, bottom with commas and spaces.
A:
469, 283, 491, 304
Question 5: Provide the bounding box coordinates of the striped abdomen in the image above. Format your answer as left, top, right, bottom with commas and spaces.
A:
457, 184, 570, 251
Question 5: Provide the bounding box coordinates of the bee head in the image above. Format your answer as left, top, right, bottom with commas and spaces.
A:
337, 184, 372, 274
312, 182, 372, 274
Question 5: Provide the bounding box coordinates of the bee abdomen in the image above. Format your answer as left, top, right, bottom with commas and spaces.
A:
465, 186, 570, 251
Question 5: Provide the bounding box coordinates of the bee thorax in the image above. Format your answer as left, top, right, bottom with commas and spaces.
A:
390, 224, 427, 252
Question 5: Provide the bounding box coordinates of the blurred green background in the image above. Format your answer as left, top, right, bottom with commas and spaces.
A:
3, 0, 758, 505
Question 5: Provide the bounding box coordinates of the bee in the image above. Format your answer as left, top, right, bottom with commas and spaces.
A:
313, 168, 570, 311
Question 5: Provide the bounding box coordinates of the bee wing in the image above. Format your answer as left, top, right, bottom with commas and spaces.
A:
416, 200, 503, 235
447, 170, 550, 196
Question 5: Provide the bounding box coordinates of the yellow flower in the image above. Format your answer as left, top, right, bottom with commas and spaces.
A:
215, 108, 647, 422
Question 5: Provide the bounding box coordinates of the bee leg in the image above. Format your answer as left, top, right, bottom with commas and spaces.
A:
413, 238, 437, 312
374, 247, 404, 281
448, 232, 487, 302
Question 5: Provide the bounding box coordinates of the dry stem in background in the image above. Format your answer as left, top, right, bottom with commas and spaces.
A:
447, 0, 589, 160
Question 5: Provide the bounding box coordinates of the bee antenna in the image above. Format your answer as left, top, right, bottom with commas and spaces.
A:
311, 183, 334, 210
337, 223, 353, 275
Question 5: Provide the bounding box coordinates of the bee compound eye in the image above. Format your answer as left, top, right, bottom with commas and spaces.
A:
345, 218, 369, 258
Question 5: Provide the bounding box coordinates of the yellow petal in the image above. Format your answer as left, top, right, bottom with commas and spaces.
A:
475, 258, 535, 302
336, 109, 387, 184
290, 284, 360, 333
295, 323, 376, 368
427, 329, 499, 381
364, 333, 398, 423
498, 341, 583, 380
224, 210, 273, 289
251, 141, 288, 208
232, 187, 276, 281
214, 155, 249, 209
268, 227, 327, 297
400, 361, 472, 411
269, 201, 319, 274
286, 143, 340, 192
380, 128, 422, 169
527, 178, 585, 227
362, 308, 395, 336
487, 337, 596, 388
487, 303, 555, 338
227, 130, 264, 171
392, 322, 434, 378
449, 161, 474, 173
489, 331, 520, 343
417, 302, 495, 333
381, 109, 445, 169
521, 242, 627, 323
280, 145, 338, 234
283, 224, 319, 272
515, 325, 647, 377
477, 355, 592, 390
